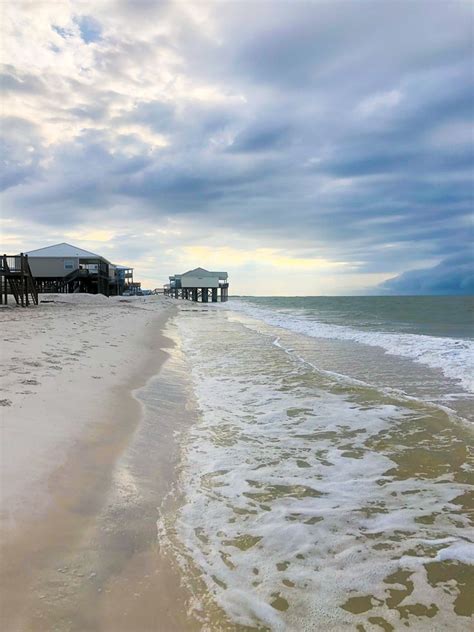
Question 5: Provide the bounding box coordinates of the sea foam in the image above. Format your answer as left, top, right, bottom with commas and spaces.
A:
228, 300, 474, 393
157, 308, 473, 631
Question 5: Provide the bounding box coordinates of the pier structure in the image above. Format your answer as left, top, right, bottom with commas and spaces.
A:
164, 267, 229, 302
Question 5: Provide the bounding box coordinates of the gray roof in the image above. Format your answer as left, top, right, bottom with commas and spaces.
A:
25, 242, 111, 263
181, 267, 227, 277
182, 267, 211, 276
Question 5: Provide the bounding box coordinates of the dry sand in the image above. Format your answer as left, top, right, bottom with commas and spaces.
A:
0, 294, 198, 631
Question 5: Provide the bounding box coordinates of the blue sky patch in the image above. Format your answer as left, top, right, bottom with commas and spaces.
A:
74, 16, 102, 44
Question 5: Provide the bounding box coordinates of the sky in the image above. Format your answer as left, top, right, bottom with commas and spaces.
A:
1, 0, 473, 295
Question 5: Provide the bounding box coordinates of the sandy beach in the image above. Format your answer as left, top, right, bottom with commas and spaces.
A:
2, 1, 472, 629
0, 294, 198, 631
1, 295, 472, 631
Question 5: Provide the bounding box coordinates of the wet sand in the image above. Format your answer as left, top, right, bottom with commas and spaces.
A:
0, 295, 199, 631
155, 304, 474, 631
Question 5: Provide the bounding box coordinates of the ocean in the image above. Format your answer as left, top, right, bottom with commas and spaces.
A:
156, 296, 474, 631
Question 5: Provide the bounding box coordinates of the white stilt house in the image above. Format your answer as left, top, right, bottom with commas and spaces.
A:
165, 267, 229, 302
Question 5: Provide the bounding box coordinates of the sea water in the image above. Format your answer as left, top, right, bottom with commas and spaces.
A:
157, 296, 473, 630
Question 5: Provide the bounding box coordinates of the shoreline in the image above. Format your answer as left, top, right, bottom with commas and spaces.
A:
0, 295, 193, 631
156, 301, 474, 631
2, 295, 471, 630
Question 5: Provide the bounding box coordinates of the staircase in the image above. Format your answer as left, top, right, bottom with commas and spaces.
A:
55, 268, 89, 293
0, 254, 39, 307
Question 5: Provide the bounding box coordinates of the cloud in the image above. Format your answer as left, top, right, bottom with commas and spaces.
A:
378, 252, 474, 295
0, 67, 47, 95
0, 0, 472, 293
228, 123, 291, 153
357, 90, 403, 116
0, 116, 44, 190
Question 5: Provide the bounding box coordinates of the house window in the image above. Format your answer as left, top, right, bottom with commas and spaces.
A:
64, 260, 74, 270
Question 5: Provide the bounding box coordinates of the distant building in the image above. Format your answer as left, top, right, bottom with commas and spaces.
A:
166, 267, 229, 302
112, 264, 134, 295
25, 242, 135, 296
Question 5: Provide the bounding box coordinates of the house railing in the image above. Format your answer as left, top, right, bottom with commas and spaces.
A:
0, 253, 39, 307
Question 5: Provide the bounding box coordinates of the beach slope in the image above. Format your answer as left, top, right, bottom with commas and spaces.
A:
0, 294, 180, 631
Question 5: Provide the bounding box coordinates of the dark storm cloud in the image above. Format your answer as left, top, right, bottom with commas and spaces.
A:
379, 252, 474, 295
2, 1, 473, 291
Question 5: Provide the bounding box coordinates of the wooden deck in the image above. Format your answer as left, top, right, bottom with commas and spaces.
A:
1, 254, 39, 307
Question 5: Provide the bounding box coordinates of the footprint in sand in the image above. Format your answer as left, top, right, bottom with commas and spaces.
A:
12, 368, 30, 375
21, 379, 40, 385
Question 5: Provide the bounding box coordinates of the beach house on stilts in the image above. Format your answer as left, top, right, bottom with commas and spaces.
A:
165, 268, 229, 302
25, 243, 112, 295
25, 243, 136, 296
